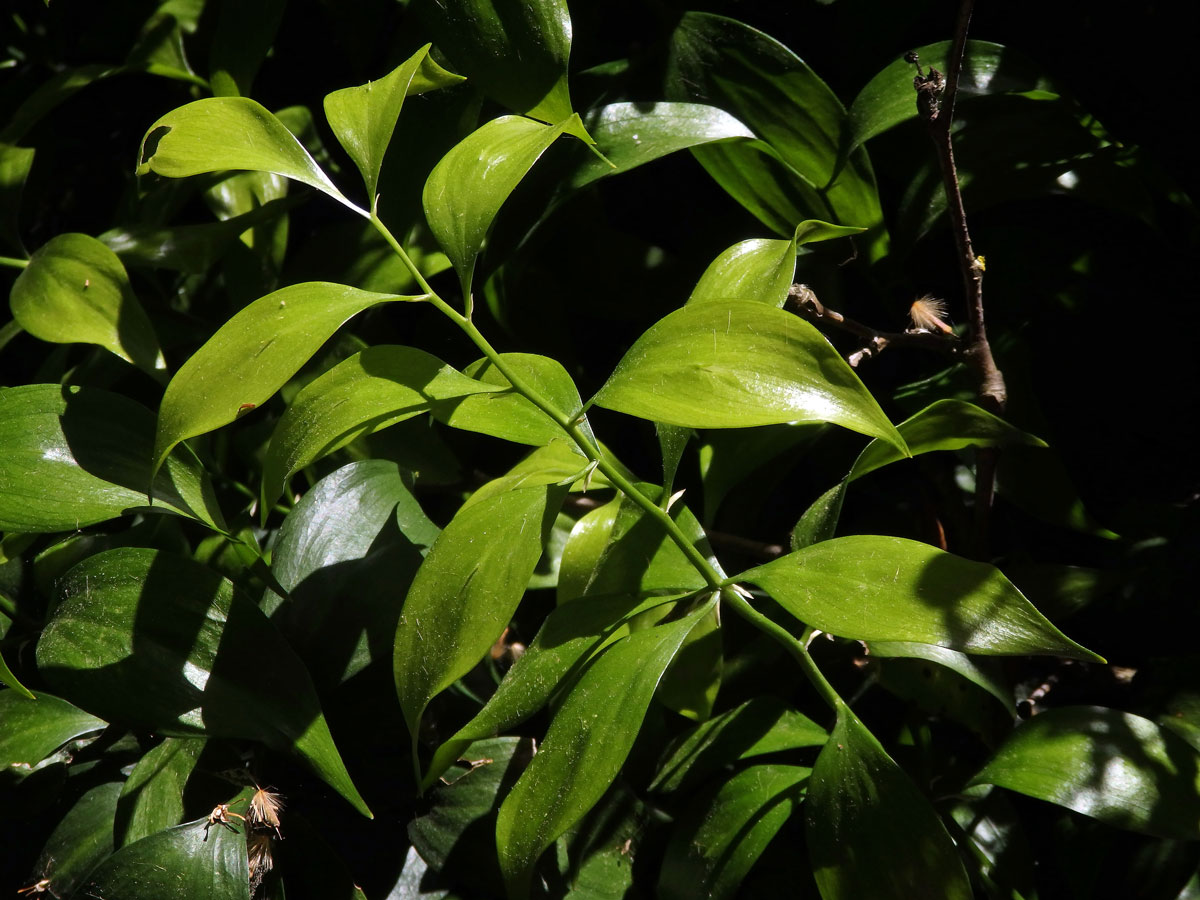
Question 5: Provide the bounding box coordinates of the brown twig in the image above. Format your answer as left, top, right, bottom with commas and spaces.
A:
910, 0, 1007, 557
787, 284, 960, 367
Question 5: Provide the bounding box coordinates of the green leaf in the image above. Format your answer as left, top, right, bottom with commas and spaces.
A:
413, 0, 573, 123
324, 44, 464, 205
652, 696, 827, 794
656, 422, 691, 496
556, 497, 620, 605
658, 764, 810, 900
11, 233, 165, 376
36, 548, 371, 817
0, 142, 35, 254
869, 641, 1012, 709
423, 592, 684, 788
689, 238, 796, 308
0, 689, 106, 772
153, 282, 416, 475
496, 597, 716, 897
423, 115, 579, 295
463, 439, 619, 509
739, 535, 1103, 660
666, 12, 886, 259
262, 345, 498, 507
116, 737, 206, 847
0, 384, 224, 532
0, 64, 113, 144
971, 706, 1200, 839
208, 0, 284, 97
592, 300, 907, 454
394, 484, 564, 737
792, 480, 847, 550
568, 102, 754, 191
657, 603, 722, 721
81, 813, 250, 900
1, 647, 35, 698
265, 460, 437, 689
32, 780, 124, 898
807, 704, 972, 900
849, 398, 1046, 482
846, 41, 1059, 152
433, 353, 590, 448
699, 423, 824, 526
136, 97, 363, 215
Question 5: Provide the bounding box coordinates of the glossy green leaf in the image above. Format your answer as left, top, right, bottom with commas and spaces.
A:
568, 101, 754, 191
36, 548, 371, 817
1, 647, 34, 698
11, 233, 165, 375
666, 12, 886, 258
792, 480, 847, 550
464, 439, 623, 509
413, 0, 573, 123
423, 114, 579, 294
136, 97, 362, 215
31, 780, 123, 898
423, 592, 683, 788
265, 460, 437, 689
496, 597, 716, 897
0, 142, 35, 253
556, 497, 620, 605
0, 689, 106, 771
971, 706, 1200, 839
807, 704, 972, 900
656, 422, 691, 497
81, 813, 250, 900
846, 41, 1058, 152
869, 641, 1011, 709
262, 345, 498, 507
116, 737, 206, 846
659, 764, 810, 900
394, 484, 563, 736
739, 535, 1102, 660
153, 282, 415, 474
0, 384, 224, 532
849, 399, 1046, 482
324, 45, 464, 204
592, 300, 907, 453
433, 353, 591, 447
652, 696, 827, 794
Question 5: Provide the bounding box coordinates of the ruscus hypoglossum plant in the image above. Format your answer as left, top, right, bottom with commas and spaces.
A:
3, 1, 1199, 898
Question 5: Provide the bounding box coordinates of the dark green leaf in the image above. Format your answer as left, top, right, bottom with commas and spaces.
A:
0, 64, 113, 144
846, 41, 1059, 152
265, 460, 437, 689
569, 102, 754, 191
792, 480, 847, 550
31, 780, 123, 897
1, 646, 34, 698
699, 423, 824, 527
422, 115, 580, 294
82, 813, 250, 900
657, 603, 722, 721
116, 737, 206, 846
136, 97, 362, 215
324, 45, 464, 204
971, 706, 1200, 839
0, 384, 224, 532
556, 497, 620, 605
592, 300, 907, 454
666, 12, 886, 258
496, 597, 716, 897
658, 764, 809, 900
0, 142, 35, 254
11, 233, 165, 376
869, 641, 1011, 709
36, 548, 371, 816
656, 423, 691, 497
653, 696, 827, 794
433, 353, 591, 448
262, 345, 498, 507
394, 484, 564, 736
413, 0, 573, 122
153, 282, 415, 474
0, 689, 106, 772
208, 0, 284, 97
739, 535, 1102, 660
807, 704, 972, 899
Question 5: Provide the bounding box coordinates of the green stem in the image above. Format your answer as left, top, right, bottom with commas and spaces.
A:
0, 256, 28, 269
0, 318, 23, 353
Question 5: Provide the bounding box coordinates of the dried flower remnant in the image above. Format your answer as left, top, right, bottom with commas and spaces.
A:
247, 785, 285, 838
908, 295, 954, 335
248, 831, 275, 895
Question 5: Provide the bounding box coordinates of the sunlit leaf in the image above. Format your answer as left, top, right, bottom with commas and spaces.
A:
971, 706, 1200, 839
11, 233, 165, 375
0, 689, 106, 772
0, 384, 224, 532
739, 535, 1102, 660
136, 97, 363, 215
592, 300, 907, 454
394, 484, 564, 737
807, 704, 972, 899
659, 764, 809, 900
496, 597, 716, 896
262, 345, 497, 507
153, 282, 415, 475
37, 548, 371, 817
